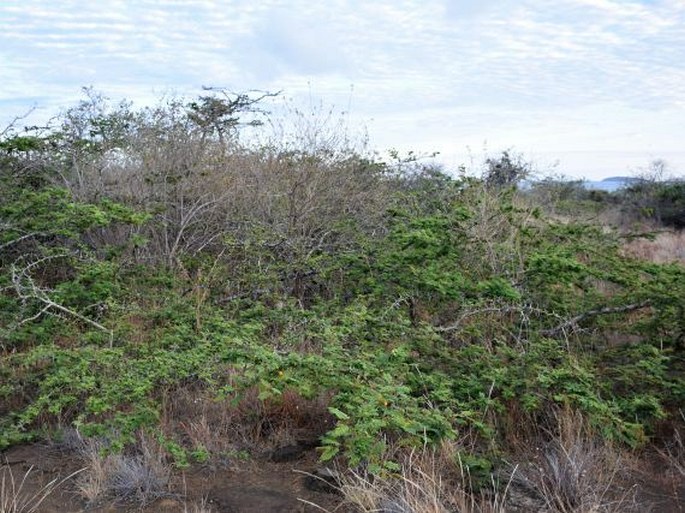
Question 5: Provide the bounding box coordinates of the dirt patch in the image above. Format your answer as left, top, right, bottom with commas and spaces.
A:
630, 449, 685, 513
4, 441, 684, 512
1, 443, 351, 513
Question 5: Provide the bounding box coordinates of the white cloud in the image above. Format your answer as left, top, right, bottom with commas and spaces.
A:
0, 0, 683, 178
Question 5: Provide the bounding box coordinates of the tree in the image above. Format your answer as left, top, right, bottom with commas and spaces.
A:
483, 150, 530, 189
186, 87, 279, 144
620, 159, 685, 228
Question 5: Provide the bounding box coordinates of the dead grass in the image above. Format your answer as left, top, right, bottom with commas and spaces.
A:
652, 412, 685, 508
68, 431, 172, 506
1, 465, 82, 513
330, 408, 646, 513
73, 435, 108, 503
658, 427, 685, 479
328, 442, 509, 513
106, 443, 171, 505
183, 496, 215, 513
622, 230, 685, 264
510, 408, 641, 513
162, 384, 334, 460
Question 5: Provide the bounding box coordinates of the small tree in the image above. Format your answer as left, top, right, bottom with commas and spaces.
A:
483, 150, 530, 189
186, 87, 279, 144
620, 159, 684, 228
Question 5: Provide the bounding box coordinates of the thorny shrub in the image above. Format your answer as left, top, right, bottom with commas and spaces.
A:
1, 92, 684, 511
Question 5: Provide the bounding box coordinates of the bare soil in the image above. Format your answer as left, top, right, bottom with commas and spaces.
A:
1, 443, 353, 513
2, 442, 684, 512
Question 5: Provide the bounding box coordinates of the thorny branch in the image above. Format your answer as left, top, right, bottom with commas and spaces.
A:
540, 301, 652, 338
9, 254, 114, 346
437, 301, 651, 342
0, 231, 43, 251
435, 303, 565, 333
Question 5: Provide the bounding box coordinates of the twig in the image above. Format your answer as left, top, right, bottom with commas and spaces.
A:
540, 301, 651, 338
11, 258, 114, 347
0, 232, 43, 251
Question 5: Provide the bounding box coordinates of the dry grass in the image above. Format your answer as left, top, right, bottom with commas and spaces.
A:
73, 437, 108, 503
658, 427, 685, 479
183, 496, 215, 513
162, 384, 333, 460
328, 443, 509, 513
510, 408, 640, 513
654, 413, 685, 503
1, 465, 82, 513
304, 410, 651, 513
622, 230, 685, 264
68, 431, 172, 506
106, 443, 171, 505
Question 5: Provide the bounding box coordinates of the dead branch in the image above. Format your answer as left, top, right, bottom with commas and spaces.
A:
10, 256, 114, 346
436, 303, 564, 333
0, 107, 37, 139
540, 301, 651, 338
0, 231, 43, 251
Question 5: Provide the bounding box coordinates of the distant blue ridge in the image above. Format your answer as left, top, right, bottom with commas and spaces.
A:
582, 177, 639, 192
520, 177, 642, 192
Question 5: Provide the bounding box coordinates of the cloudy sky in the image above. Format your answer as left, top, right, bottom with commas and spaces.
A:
1, 0, 684, 179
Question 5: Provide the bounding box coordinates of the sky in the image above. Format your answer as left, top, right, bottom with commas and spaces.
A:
1, 0, 684, 180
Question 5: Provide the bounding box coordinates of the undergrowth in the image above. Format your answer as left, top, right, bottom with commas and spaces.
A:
1, 90, 684, 510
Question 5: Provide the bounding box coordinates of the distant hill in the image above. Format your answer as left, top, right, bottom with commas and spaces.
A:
521, 176, 642, 192
601, 176, 639, 183
583, 176, 641, 192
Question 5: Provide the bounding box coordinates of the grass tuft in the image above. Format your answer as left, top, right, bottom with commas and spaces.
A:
510, 408, 639, 513
333, 447, 508, 513
1, 465, 82, 513
70, 431, 172, 506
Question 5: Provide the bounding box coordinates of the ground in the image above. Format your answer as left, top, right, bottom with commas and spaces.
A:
1, 443, 353, 513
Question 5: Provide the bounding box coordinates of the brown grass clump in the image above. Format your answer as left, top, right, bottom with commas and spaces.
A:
1, 465, 82, 513
622, 230, 685, 264
162, 384, 334, 462
69, 431, 172, 507
509, 408, 641, 513
332, 442, 509, 513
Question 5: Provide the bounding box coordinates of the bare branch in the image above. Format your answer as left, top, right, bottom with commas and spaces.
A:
436, 304, 563, 333
540, 302, 651, 338
0, 232, 43, 251
10, 256, 114, 346
0, 107, 37, 139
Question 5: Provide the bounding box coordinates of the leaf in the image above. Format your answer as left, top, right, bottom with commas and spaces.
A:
328, 406, 350, 420
320, 445, 339, 461
329, 424, 351, 437
383, 460, 401, 472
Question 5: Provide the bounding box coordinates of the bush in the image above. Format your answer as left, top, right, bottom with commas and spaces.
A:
1, 93, 684, 500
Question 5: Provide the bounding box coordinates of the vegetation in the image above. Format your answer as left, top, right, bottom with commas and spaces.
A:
1, 90, 684, 511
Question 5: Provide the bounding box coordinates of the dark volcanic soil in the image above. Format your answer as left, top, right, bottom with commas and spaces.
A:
1, 443, 353, 513
3, 442, 684, 512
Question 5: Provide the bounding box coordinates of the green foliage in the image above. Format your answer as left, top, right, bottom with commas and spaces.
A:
1, 96, 684, 477
656, 181, 685, 228
186, 89, 277, 141
0, 135, 43, 153
620, 176, 685, 229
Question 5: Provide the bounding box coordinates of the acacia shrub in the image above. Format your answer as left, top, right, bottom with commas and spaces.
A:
2, 95, 684, 480
24, 92, 396, 306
